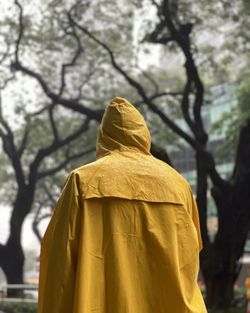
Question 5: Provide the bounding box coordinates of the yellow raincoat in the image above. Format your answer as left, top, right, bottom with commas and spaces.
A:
38, 97, 207, 313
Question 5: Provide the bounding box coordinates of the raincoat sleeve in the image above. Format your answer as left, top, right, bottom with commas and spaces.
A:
38, 172, 82, 313
188, 187, 203, 252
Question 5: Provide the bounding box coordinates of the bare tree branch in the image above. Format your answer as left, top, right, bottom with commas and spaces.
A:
150, 91, 183, 100
0, 40, 11, 64
0, 93, 25, 186
48, 105, 59, 143
14, 0, 24, 64
29, 118, 90, 184
0, 74, 16, 90
17, 119, 30, 158
162, 0, 206, 143
133, 91, 182, 107
37, 146, 95, 179
32, 202, 51, 243
75, 69, 96, 100
143, 19, 173, 44
180, 79, 196, 131
42, 182, 58, 207
28, 104, 54, 117
58, 12, 84, 96
11, 59, 103, 120
12, 0, 103, 121
139, 68, 160, 94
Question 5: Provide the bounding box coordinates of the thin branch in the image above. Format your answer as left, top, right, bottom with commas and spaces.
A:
48, 105, 59, 143
32, 201, 52, 243
37, 146, 95, 179
58, 13, 84, 96
54, 97, 103, 120
28, 104, 53, 117
12, 0, 102, 121
0, 93, 25, 186
14, 0, 24, 63
148, 36, 173, 44
0, 129, 11, 159
133, 91, 182, 106
140, 69, 159, 94
180, 79, 196, 132
75, 69, 96, 100
29, 118, 90, 183
151, 0, 160, 7
32, 203, 43, 242
0, 97, 14, 138
149, 91, 182, 100
0, 74, 16, 90
145, 1, 174, 45
0, 41, 11, 64
42, 183, 58, 206
143, 19, 173, 44
11, 60, 53, 96
11, 60, 103, 121
17, 119, 30, 158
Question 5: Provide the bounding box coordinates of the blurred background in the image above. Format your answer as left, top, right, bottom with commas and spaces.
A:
0, 0, 250, 312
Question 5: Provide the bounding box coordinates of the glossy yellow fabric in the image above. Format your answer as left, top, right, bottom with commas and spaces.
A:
38, 97, 207, 313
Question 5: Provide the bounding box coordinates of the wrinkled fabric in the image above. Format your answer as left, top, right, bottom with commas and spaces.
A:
38, 97, 207, 313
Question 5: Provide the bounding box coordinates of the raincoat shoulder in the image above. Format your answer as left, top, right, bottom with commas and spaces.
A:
74, 152, 189, 204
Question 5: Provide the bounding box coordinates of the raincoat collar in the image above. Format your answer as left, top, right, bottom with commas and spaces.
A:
96, 97, 151, 159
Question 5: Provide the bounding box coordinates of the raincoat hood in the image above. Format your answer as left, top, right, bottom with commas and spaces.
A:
96, 97, 151, 159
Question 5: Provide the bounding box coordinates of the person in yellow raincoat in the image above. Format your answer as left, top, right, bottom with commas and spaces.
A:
38, 97, 207, 313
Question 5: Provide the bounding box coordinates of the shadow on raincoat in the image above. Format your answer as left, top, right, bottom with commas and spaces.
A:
38, 97, 207, 313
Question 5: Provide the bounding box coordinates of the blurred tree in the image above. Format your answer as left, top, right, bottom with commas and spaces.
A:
0, 91, 95, 295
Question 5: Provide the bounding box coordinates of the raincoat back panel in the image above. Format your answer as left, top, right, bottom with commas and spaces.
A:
73, 197, 206, 313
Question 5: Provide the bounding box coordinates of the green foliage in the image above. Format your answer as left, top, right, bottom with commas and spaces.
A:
0, 302, 37, 313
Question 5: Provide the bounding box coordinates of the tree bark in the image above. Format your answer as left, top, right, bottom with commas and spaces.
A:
200, 120, 250, 310
0, 239, 24, 297
0, 185, 35, 297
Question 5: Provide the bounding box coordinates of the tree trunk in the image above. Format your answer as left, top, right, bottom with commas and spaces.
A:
0, 185, 35, 297
196, 151, 209, 245
201, 183, 250, 310
0, 239, 24, 297
205, 271, 235, 310
200, 120, 250, 310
